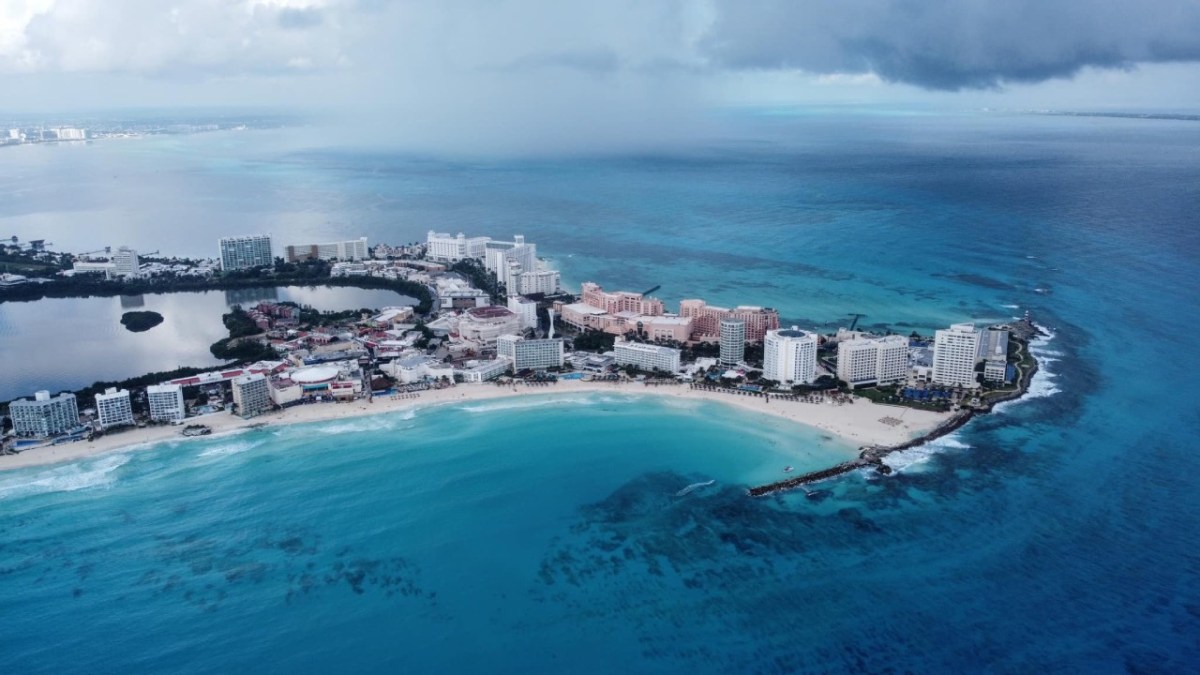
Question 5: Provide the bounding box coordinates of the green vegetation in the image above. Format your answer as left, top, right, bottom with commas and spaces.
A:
572, 330, 616, 352
209, 306, 278, 362
450, 259, 506, 304
853, 384, 951, 411
120, 310, 164, 332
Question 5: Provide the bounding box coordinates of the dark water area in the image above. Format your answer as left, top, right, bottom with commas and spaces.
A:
0, 286, 412, 401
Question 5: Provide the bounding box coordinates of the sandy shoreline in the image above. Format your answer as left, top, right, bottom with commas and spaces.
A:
0, 381, 949, 472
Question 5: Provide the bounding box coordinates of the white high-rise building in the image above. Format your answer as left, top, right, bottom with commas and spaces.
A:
763, 327, 819, 385
232, 374, 272, 418
426, 231, 491, 262
285, 237, 369, 262
836, 335, 909, 388
111, 246, 140, 278
932, 323, 982, 388
496, 334, 565, 371
9, 391, 79, 437
507, 296, 539, 330
613, 340, 681, 373
515, 268, 562, 295
220, 235, 273, 270
95, 388, 135, 430
719, 318, 746, 366
147, 384, 186, 423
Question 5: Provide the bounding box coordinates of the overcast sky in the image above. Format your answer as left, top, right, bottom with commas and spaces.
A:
4, 1, 1200, 150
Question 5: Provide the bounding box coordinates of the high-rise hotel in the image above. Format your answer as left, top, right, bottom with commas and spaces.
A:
836, 335, 909, 388
763, 327, 819, 385
932, 323, 982, 388
219, 234, 273, 271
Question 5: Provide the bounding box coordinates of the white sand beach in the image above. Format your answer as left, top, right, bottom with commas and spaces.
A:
0, 380, 949, 472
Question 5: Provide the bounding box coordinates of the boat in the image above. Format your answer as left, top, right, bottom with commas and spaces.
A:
674, 480, 715, 497
783, 466, 794, 473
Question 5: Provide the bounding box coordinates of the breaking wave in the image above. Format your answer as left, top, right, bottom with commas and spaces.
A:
0, 454, 131, 499
458, 395, 602, 414
883, 435, 971, 473
996, 326, 1061, 413
197, 440, 261, 459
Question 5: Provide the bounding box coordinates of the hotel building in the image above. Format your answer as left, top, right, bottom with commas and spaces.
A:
111, 246, 140, 277
219, 235, 273, 270
233, 374, 272, 418
678, 300, 780, 343
719, 318, 746, 366
507, 296, 540, 330
496, 334, 565, 371
95, 388, 135, 430
147, 384, 186, 423
932, 323, 982, 388
763, 327, 819, 385
285, 237, 369, 262
980, 328, 1011, 383
836, 335, 909, 388
513, 268, 562, 296
71, 246, 140, 279
426, 231, 491, 262
613, 340, 682, 373
457, 306, 524, 346
558, 283, 691, 340
10, 391, 79, 437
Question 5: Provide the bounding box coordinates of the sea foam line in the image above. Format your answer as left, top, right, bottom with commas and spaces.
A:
0, 454, 131, 499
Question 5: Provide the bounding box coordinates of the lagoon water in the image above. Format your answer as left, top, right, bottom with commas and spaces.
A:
2, 111, 1199, 672
0, 286, 414, 401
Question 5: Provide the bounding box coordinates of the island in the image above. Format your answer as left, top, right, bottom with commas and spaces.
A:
119, 310, 164, 333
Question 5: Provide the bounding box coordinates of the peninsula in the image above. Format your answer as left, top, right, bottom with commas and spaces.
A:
1, 231, 1044, 491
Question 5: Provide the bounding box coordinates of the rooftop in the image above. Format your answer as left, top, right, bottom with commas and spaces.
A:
466, 305, 516, 319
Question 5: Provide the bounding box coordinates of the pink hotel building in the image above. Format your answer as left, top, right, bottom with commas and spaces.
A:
557, 282, 779, 343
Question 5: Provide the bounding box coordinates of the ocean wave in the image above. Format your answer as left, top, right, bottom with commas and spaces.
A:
884, 434, 970, 473
197, 440, 261, 459
312, 416, 405, 435
457, 395, 601, 414
0, 454, 131, 499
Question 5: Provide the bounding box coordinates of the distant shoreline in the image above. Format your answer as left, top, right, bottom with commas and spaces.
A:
0, 379, 950, 473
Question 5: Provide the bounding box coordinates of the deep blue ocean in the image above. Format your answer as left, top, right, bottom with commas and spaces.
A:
2, 111, 1199, 673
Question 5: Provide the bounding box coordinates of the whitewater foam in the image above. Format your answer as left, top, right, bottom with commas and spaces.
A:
458, 395, 602, 414
996, 326, 1062, 412
0, 454, 131, 499
884, 434, 971, 473
197, 440, 260, 459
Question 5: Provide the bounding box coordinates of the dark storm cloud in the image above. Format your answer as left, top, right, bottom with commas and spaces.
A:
700, 0, 1200, 89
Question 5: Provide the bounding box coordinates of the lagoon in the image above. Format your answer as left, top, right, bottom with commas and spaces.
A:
0, 285, 414, 401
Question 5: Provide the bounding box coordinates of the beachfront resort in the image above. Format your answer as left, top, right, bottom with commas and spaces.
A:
0, 231, 1040, 479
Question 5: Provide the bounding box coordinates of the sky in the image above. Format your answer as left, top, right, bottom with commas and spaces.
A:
3, 0, 1200, 151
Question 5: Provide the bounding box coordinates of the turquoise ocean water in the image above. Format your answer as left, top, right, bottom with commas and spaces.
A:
1, 111, 1198, 672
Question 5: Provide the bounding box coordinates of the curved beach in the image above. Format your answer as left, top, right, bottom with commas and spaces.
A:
0, 380, 950, 472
